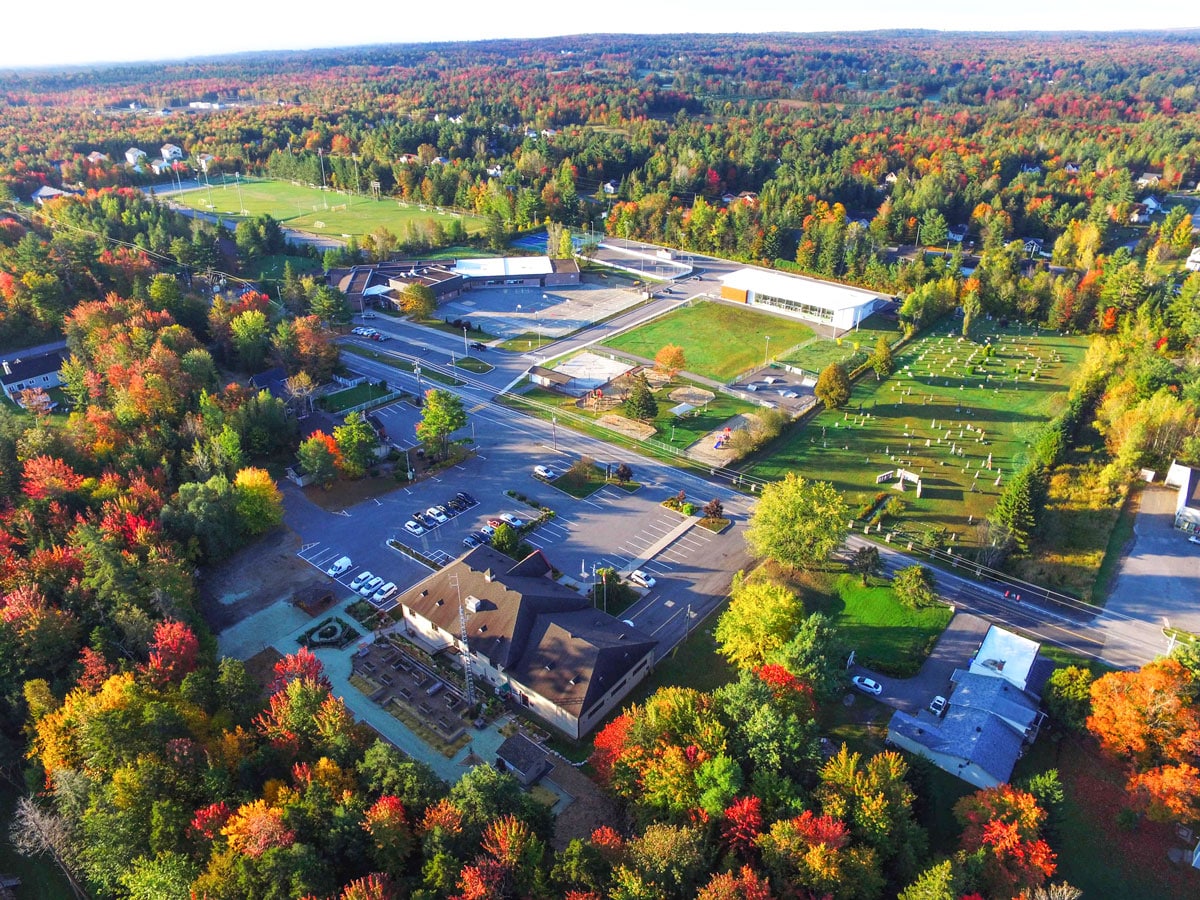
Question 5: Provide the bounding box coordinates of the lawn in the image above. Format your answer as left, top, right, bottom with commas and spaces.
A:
454, 356, 494, 374
745, 321, 1089, 548
246, 252, 322, 283
778, 312, 902, 376
552, 463, 609, 499
319, 381, 395, 412
521, 377, 758, 449
602, 300, 815, 381
782, 570, 953, 676
173, 177, 485, 238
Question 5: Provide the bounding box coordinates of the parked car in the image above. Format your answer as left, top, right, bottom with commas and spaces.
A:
533, 465, 557, 480
745, 383, 758, 392
325, 556, 352, 577
349, 570, 373, 591
426, 507, 448, 524
462, 534, 480, 548
447, 498, 467, 512
358, 576, 384, 597
486, 518, 503, 529
629, 569, 656, 588
1190, 535, 1200, 545
373, 582, 397, 603
413, 512, 429, 526
475, 529, 493, 544
404, 520, 426, 536
456, 491, 477, 506
929, 695, 947, 716
480, 524, 496, 537
499, 513, 524, 528
851, 676, 883, 696
469, 341, 487, 351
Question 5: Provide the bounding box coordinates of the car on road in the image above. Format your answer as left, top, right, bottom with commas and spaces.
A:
929, 695, 947, 716
462, 534, 480, 548
851, 676, 883, 696
426, 507, 449, 524
358, 576, 384, 597
349, 571, 374, 591
1190, 535, 1200, 545
469, 341, 487, 352
404, 520, 426, 536
744, 383, 759, 391
533, 465, 557, 480
629, 569, 656, 589
499, 513, 524, 528
325, 556, 352, 577
373, 582, 397, 603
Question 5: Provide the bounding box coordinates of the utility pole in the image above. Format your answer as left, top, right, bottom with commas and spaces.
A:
451, 575, 476, 705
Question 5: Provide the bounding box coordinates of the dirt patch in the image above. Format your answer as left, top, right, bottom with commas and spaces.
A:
597, 414, 657, 440
197, 527, 315, 634
668, 385, 715, 404
244, 647, 284, 692
301, 470, 410, 513
685, 412, 757, 467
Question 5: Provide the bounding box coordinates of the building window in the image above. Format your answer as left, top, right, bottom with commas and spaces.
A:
751, 291, 836, 324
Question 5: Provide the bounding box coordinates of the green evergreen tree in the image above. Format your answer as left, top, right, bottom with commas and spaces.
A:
622, 373, 659, 421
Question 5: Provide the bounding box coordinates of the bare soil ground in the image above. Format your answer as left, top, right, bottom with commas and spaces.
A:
667, 385, 715, 404
686, 412, 758, 467
197, 526, 316, 634
597, 413, 657, 440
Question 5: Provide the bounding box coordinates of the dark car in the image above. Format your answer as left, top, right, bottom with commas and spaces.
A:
413, 512, 428, 526
469, 341, 487, 351
447, 498, 467, 512
456, 491, 477, 506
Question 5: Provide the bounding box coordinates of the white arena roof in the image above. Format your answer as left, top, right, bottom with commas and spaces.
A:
721, 268, 887, 311
452, 257, 554, 279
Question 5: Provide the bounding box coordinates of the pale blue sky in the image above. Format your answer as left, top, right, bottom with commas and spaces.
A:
4, 0, 1199, 70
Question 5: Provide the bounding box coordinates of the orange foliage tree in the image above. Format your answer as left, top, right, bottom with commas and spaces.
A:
953, 784, 1056, 898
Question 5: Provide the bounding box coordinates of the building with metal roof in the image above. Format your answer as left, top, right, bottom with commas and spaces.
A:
719, 267, 891, 332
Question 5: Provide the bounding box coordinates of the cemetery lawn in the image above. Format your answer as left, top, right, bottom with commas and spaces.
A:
745, 322, 1089, 548
601, 301, 814, 382
777, 313, 902, 376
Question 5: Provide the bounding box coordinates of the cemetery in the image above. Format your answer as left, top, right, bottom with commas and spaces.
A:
746, 321, 1089, 547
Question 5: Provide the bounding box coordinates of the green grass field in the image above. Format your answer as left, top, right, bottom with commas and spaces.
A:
747, 322, 1089, 548
602, 301, 815, 382
778, 313, 902, 375
174, 178, 485, 238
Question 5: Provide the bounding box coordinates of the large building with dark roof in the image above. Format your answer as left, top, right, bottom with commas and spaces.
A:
396, 546, 656, 739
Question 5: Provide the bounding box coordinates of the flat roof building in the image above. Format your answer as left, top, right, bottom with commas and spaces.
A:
719, 267, 890, 332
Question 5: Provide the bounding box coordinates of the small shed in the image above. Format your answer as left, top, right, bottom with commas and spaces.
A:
495, 733, 551, 787
529, 365, 573, 392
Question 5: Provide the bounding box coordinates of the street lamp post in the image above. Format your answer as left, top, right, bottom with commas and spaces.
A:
234, 172, 246, 216
552, 416, 558, 451
462, 324, 469, 357
318, 149, 328, 209
764, 334, 771, 367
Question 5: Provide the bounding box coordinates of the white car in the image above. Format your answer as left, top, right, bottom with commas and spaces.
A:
349, 570, 373, 591
629, 569, 656, 588
325, 556, 352, 577
1190, 535, 1200, 545
851, 676, 883, 696
533, 465, 557, 480
499, 513, 524, 528
425, 507, 449, 524
404, 520, 426, 536
373, 582, 397, 603
929, 695, 947, 716
358, 576, 384, 597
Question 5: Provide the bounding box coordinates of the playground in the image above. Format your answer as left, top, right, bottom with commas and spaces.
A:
746, 320, 1089, 547
172, 177, 485, 238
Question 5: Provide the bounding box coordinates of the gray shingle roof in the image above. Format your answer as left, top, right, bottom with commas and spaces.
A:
950, 671, 1040, 732
890, 705, 1025, 785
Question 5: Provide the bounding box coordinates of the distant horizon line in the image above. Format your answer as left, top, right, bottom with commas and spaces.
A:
4, 26, 1200, 76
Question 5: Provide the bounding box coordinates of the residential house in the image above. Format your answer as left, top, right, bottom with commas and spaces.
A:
160, 143, 184, 161
1022, 237, 1045, 256
1136, 171, 1163, 189
396, 546, 656, 740
495, 733, 551, 787
31, 185, 69, 205
196, 153, 216, 173
1164, 462, 1200, 532
736, 191, 759, 206
0, 349, 67, 403
124, 147, 147, 167
149, 159, 173, 175
947, 224, 969, 244
528, 365, 574, 392
1130, 204, 1152, 224
1019, 163, 1042, 175
1186, 248, 1200, 273
86, 151, 109, 164
1063, 162, 1081, 175
886, 626, 1048, 789
486, 165, 504, 178
602, 180, 619, 196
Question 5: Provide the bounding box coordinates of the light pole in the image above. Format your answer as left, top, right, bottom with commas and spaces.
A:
415, 365, 422, 394
351, 153, 361, 206
764, 334, 771, 367
234, 172, 246, 216
552, 416, 557, 451
318, 149, 328, 209
462, 324, 469, 357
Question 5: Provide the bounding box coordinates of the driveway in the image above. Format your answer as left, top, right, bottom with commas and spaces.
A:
851, 611, 993, 714
1098, 487, 1200, 666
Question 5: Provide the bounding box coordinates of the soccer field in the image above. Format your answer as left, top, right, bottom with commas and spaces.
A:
172, 178, 485, 237
745, 321, 1089, 547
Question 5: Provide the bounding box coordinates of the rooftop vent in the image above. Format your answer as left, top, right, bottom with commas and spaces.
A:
477, 625, 487, 633
435, 599, 444, 606
465, 595, 482, 613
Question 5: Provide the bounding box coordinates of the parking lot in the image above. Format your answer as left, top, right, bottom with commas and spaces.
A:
729, 366, 817, 413
439, 283, 645, 342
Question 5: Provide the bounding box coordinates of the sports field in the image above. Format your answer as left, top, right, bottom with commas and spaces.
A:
745, 321, 1089, 547
601, 300, 814, 382
173, 178, 485, 237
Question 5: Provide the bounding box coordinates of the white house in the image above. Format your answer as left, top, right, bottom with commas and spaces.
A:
124, 147, 147, 167
86, 151, 109, 164
196, 153, 216, 174
160, 143, 184, 161
1141, 196, 1163, 214
1165, 462, 1200, 532
602, 180, 619, 195
1186, 248, 1200, 273
719, 268, 891, 333
395, 546, 656, 740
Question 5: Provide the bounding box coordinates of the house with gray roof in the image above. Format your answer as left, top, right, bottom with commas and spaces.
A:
397, 545, 656, 739
0, 349, 66, 403
887, 626, 1046, 789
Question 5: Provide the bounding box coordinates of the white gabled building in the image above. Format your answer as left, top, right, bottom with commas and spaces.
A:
719, 268, 891, 332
